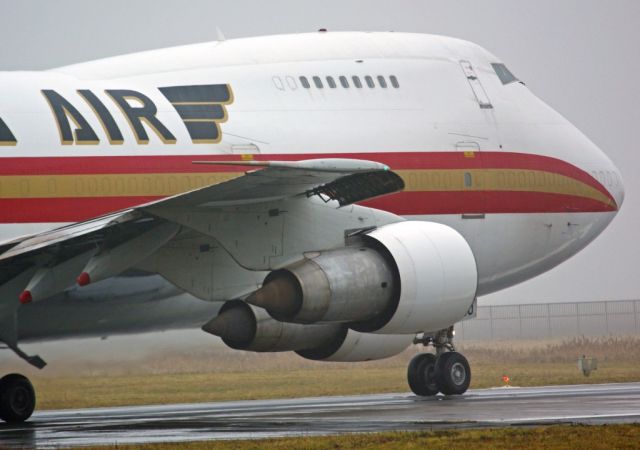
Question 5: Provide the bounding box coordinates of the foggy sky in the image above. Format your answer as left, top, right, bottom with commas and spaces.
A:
1, 0, 638, 305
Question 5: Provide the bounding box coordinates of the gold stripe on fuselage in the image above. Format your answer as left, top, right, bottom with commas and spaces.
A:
396, 169, 613, 206
0, 168, 612, 206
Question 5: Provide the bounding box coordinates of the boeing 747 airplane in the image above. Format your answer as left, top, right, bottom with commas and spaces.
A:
0, 31, 624, 422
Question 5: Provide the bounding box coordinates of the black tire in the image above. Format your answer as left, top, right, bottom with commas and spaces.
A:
0, 374, 36, 423
434, 351, 471, 395
407, 353, 439, 396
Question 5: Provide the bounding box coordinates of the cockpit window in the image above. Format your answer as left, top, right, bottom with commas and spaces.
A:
491, 63, 519, 85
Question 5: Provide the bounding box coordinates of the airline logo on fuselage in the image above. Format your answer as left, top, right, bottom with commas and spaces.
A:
0, 84, 233, 146
0, 117, 17, 146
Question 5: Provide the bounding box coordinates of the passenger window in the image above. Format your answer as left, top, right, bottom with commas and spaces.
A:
464, 172, 472, 187
326, 76, 337, 88
365, 76, 375, 88
300, 76, 310, 89
518, 171, 526, 188
19, 178, 30, 196
377, 76, 387, 88
339, 76, 349, 88
272, 76, 284, 90
313, 76, 324, 88
389, 75, 400, 88
286, 76, 297, 90
352, 76, 363, 88
46, 178, 57, 195
491, 63, 519, 85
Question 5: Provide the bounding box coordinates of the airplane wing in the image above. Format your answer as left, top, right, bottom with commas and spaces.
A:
0, 158, 404, 367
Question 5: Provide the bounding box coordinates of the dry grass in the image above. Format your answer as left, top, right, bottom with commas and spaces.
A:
81, 424, 640, 450
459, 335, 640, 364
12, 335, 640, 378
22, 335, 640, 410
32, 362, 640, 410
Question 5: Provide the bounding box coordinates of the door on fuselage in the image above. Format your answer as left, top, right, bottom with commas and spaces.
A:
455, 141, 485, 219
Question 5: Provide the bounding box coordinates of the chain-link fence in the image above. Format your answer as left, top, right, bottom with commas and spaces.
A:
456, 300, 640, 341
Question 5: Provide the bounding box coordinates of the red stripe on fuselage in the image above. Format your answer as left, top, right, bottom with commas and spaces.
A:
0, 151, 610, 198
0, 197, 159, 223
362, 191, 616, 216
0, 151, 615, 223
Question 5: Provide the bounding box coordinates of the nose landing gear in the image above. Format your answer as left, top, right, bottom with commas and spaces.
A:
407, 326, 471, 396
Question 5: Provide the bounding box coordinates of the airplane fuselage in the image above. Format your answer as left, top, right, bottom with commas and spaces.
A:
0, 32, 624, 340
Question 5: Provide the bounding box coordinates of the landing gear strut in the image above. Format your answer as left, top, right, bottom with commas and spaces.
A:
407, 326, 471, 396
0, 373, 36, 422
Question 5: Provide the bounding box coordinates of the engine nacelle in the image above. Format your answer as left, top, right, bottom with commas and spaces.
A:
296, 329, 413, 362
356, 221, 478, 334
247, 221, 477, 335
202, 300, 344, 352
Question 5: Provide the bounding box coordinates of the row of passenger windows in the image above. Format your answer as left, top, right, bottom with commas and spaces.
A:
273, 75, 399, 91
401, 170, 621, 190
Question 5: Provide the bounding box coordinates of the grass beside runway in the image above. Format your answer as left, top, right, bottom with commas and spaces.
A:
30, 362, 640, 410
27, 336, 640, 410
80, 424, 640, 449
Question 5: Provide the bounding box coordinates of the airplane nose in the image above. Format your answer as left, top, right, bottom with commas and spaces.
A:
614, 167, 625, 210
590, 140, 624, 211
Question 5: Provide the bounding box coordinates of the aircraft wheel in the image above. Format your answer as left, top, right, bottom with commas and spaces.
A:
407, 353, 439, 396
435, 351, 471, 395
0, 373, 36, 423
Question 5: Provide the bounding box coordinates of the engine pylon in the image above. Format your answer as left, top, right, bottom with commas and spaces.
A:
77, 222, 179, 287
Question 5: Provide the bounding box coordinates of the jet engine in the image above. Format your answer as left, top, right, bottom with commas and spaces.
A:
247, 221, 478, 334
202, 300, 344, 352
203, 300, 413, 361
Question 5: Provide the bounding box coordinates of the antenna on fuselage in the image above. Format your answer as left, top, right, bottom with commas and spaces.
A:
216, 26, 226, 42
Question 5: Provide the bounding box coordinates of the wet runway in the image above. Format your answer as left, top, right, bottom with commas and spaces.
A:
1, 382, 639, 448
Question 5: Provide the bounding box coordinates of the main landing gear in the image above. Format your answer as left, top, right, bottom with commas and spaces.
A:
407, 326, 471, 396
0, 373, 36, 423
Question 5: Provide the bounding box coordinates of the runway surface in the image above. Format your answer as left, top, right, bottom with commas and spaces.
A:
1, 382, 639, 448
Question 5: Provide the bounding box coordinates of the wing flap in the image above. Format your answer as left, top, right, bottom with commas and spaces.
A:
306, 170, 404, 206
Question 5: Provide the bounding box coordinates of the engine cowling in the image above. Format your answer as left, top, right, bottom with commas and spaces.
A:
202, 300, 344, 352
247, 221, 478, 334
356, 220, 478, 334
296, 329, 413, 362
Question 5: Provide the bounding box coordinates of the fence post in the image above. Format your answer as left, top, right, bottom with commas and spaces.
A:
518, 304, 523, 338
489, 306, 494, 340
635, 300, 639, 332
547, 303, 552, 338
576, 303, 581, 335
605, 301, 609, 334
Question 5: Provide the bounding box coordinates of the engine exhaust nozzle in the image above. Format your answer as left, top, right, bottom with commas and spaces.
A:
247, 246, 397, 324
245, 274, 302, 318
